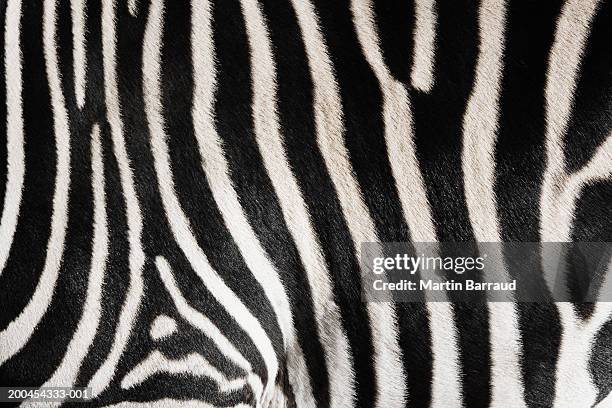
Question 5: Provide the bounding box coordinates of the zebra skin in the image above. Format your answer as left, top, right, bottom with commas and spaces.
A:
1, 0, 611, 406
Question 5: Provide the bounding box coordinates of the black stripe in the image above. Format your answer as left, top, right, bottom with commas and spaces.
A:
564, 1, 612, 174
0, 0, 7, 208
411, 0, 478, 243
495, 0, 562, 243
373, 0, 415, 84
572, 182, 612, 243
0, 1, 55, 333
494, 2, 564, 406
570, 179, 611, 319
592, 317, 612, 404
395, 302, 431, 408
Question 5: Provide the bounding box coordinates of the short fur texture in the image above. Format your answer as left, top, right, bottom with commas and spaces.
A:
0, 0, 611, 407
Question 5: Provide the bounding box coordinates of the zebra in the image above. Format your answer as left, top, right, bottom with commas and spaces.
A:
0, 0, 611, 407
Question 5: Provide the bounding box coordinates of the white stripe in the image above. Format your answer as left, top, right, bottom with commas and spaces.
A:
554, 301, 612, 408
0, 0, 25, 277
0, 0, 71, 365
571, 134, 612, 184
121, 350, 246, 392
128, 0, 138, 16
462, 0, 507, 245
539, 1, 607, 406
426, 303, 462, 408
71, 0, 87, 108
146, 1, 277, 404
156, 256, 264, 397
461, 1, 526, 407
238, 0, 353, 405
541, 0, 603, 244
267, 384, 292, 408
410, 0, 437, 92
149, 314, 177, 341
486, 302, 525, 408
88, 0, 146, 395
32, 124, 108, 407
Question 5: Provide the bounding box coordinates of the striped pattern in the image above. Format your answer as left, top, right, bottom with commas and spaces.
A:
1, 1, 611, 407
